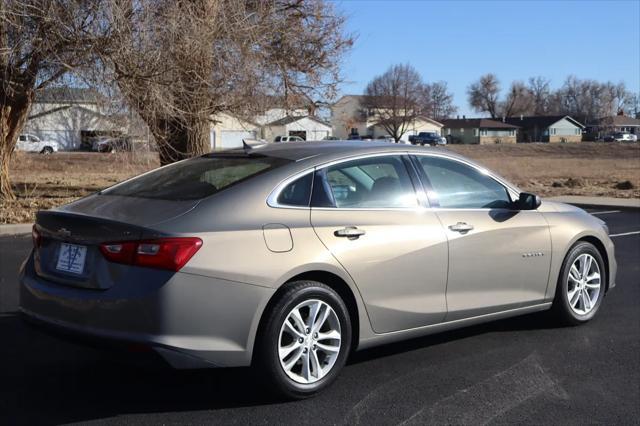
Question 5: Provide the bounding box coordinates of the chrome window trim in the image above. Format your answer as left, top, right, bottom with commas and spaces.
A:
267, 150, 522, 211
311, 206, 426, 212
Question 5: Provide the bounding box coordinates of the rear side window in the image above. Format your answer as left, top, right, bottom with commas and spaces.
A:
104, 155, 290, 200
316, 155, 418, 208
277, 173, 313, 207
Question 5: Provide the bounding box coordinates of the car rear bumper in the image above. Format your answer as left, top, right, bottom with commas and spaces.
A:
19, 255, 275, 368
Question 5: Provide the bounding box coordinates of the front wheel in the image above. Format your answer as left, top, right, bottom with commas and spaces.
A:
552, 241, 606, 325
40, 146, 53, 155
256, 281, 352, 399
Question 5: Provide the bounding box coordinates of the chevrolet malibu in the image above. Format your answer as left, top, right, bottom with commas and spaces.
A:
20, 141, 616, 398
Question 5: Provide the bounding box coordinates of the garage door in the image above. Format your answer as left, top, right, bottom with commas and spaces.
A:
219, 130, 256, 149
308, 130, 329, 141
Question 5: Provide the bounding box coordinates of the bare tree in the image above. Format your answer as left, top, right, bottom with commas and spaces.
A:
467, 73, 500, 119
500, 81, 533, 118
0, 0, 105, 200
629, 92, 640, 118
100, 0, 352, 165
363, 64, 424, 142
527, 76, 551, 115
548, 76, 633, 123
421, 81, 457, 121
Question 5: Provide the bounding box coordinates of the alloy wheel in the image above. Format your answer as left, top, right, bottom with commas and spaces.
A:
567, 253, 601, 315
278, 299, 341, 384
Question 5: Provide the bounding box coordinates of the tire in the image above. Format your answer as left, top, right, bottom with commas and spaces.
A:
552, 241, 606, 325
255, 280, 352, 399
40, 146, 53, 155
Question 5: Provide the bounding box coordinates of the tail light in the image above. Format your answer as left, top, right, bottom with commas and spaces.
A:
99, 237, 202, 271
32, 225, 42, 248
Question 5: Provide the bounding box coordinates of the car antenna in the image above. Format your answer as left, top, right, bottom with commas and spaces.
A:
243, 139, 267, 152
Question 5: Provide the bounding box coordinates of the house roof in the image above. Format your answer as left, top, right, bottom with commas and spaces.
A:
35, 87, 100, 104
441, 118, 519, 129
414, 115, 444, 127
333, 95, 365, 104
333, 94, 407, 110
28, 104, 114, 121
267, 115, 331, 127
592, 115, 640, 127
503, 115, 584, 129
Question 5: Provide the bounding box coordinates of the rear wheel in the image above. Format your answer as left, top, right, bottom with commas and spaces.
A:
256, 281, 351, 399
552, 241, 605, 325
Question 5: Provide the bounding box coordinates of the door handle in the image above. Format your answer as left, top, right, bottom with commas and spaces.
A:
448, 222, 474, 233
334, 227, 366, 239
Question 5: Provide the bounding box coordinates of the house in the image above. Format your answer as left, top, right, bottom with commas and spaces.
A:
586, 115, 640, 139
441, 118, 518, 144
209, 113, 260, 150
503, 115, 584, 143
330, 95, 443, 142
254, 107, 310, 126
263, 115, 332, 141
24, 87, 124, 150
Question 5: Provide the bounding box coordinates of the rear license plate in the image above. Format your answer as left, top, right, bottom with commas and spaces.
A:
56, 243, 87, 274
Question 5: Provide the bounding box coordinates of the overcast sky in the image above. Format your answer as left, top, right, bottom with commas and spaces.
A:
334, 0, 640, 116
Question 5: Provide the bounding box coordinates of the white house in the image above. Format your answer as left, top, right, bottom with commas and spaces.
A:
209, 113, 260, 150
263, 115, 332, 141
24, 88, 123, 150
254, 107, 309, 126
330, 95, 444, 142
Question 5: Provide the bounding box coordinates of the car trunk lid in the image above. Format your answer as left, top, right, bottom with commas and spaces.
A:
32, 194, 198, 290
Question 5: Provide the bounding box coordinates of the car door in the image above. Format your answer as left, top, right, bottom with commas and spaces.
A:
310, 153, 449, 333
412, 154, 552, 321
28, 135, 41, 151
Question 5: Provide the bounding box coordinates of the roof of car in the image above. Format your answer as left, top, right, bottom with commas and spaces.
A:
214, 140, 468, 163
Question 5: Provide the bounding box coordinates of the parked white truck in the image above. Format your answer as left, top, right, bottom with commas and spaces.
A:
16, 134, 59, 154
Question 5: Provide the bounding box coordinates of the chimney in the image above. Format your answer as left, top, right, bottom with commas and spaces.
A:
520, 114, 523, 121
502, 116, 505, 122
462, 115, 466, 120
456, 115, 460, 119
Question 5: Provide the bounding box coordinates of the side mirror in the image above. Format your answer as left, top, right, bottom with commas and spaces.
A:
514, 192, 541, 210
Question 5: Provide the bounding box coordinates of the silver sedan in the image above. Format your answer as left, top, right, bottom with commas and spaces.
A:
20, 141, 616, 398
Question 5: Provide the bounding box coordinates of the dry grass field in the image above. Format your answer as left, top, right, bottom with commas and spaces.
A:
446, 142, 640, 199
1, 142, 639, 224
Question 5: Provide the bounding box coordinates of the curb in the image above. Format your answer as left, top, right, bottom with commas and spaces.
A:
0, 224, 32, 236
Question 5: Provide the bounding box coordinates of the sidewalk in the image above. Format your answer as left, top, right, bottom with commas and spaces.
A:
0, 224, 32, 236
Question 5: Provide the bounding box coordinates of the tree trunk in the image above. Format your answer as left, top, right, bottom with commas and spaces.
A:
0, 93, 33, 201
153, 115, 211, 166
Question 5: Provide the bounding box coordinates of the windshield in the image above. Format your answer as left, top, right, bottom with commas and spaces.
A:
103, 154, 291, 200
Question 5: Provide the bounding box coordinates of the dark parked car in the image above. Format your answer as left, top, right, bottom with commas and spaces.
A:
408, 132, 447, 146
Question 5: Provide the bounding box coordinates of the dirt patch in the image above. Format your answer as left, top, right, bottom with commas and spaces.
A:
2, 151, 158, 224
445, 142, 640, 200
1, 142, 639, 224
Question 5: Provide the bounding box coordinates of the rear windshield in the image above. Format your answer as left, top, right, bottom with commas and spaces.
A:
103, 154, 290, 200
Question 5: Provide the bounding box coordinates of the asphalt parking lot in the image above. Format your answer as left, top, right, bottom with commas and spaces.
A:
0, 207, 638, 425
